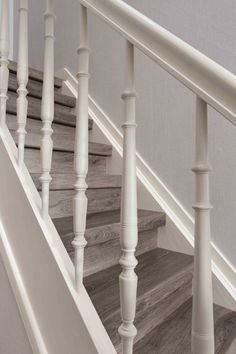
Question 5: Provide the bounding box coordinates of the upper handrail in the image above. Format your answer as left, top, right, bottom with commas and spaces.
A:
80, 0, 236, 125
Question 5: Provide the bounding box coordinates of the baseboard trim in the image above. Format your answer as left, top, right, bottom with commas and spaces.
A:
56, 67, 236, 310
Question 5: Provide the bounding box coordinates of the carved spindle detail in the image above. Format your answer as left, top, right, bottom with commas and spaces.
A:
17, 0, 29, 168
72, 4, 89, 292
118, 41, 138, 354
40, 0, 54, 217
0, 0, 9, 128
192, 97, 214, 354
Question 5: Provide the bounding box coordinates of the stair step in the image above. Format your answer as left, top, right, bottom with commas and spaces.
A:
6, 93, 92, 128
134, 298, 236, 354
84, 248, 193, 350
24, 149, 107, 176
31, 173, 121, 190
8, 72, 76, 108
54, 209, 166, 275
7, 117, 111, 155
9, 60, 62, 88
49, 188, 121, 219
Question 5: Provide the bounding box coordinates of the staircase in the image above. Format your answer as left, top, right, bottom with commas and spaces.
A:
6, 62, 236, 353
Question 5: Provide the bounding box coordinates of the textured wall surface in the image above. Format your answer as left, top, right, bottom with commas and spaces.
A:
14, 0, 236, 269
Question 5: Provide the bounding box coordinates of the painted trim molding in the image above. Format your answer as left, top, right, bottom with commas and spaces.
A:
56, 67, 236, 310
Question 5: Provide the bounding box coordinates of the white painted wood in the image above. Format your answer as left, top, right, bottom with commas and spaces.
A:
72, 4, 90, 292
80, 0, 236, 125
118, 41, 138, 354
0, 0, 10, 127
0, 124, 116, 354
192, 97, 214, 354
16, 0, 29, 169
40, 0, 54, 218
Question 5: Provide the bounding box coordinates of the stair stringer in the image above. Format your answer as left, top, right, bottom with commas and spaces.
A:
0, 125, 116, 354
56, 67, 236, 312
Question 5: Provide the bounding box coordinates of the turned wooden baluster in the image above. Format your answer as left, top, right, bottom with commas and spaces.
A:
192, 97, 214, 354
17, 0, 29, 168
0, 0, 9, 128
72, 4, 89, 292
118, 41, 138, 354
40, 0, 54, 217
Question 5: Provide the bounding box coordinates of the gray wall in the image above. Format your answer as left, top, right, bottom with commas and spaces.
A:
15, 0, 236, 270
0, 256, 32, 354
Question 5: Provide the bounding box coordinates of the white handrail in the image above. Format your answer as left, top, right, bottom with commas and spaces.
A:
80, 0, 236, 125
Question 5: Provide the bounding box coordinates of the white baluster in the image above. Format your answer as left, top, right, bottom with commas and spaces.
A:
118, 41, 138, 354
17, 0, 29, 168
0, 0, 9, 127
40, 0, 54, 218
72, 4, 89, 292
192, 97, 214, 354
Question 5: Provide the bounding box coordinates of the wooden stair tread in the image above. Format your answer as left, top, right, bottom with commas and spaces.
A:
49, 188, 121, 218
9, 60, 62, 88
24, 149, 107, 175
84, 248, 193, 349
134, 298, 236, 354
8, 117, 111, 155
54, 209, 166, 276
54, 209, 165, 237
8, 72, 76, 108
31, 173, 121, 190
7, 92, 92, 128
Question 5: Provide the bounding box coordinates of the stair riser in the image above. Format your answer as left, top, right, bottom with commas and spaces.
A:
7, 91, 72, 115
8, 73, 76, 108
108, 276, 193, 351
31, 173, 121, 190
62, 229, 158, 276
8, 118, 109, 154
24, 149, 107, 176
9, 60, 62, 88
48, 189, 121, 218
7, 98, 93, 130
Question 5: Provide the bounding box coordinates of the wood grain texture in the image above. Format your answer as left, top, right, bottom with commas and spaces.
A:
6, 93, 93, 129
24, 148, 107, 176
54, 209, 165, 234
84, 248, 193, 350
134, 298, 236, 354
8, 60, 62, 88
54, 210, 165, 275
48, 188, 121, 218
8, 117, 111, 155
31, 173, 121, 190
8, 72, 76, 108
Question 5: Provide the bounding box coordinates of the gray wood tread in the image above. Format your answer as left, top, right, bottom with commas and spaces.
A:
24, 149, 107, 175
49, 188, 121, 219
84, 248, 193, 350
53, 209, 165, 238
8, 72, 76, 108
9, 60, 62, 88
31, 173, 122, 190
9, 120, 111, 156
7, 92, 93, 129
134, 297, 236, 354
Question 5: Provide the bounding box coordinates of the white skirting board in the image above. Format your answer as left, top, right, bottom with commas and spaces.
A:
56, 67, 236, 311
0, 124, 116, 354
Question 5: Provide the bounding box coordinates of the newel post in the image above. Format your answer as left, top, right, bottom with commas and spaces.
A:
191, 97, 214, 354
40, 0, 55, 218
72, 4, 89, 292
17, 0, 29, 168
0, 0, 10, 127
118, 41, 138, 354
